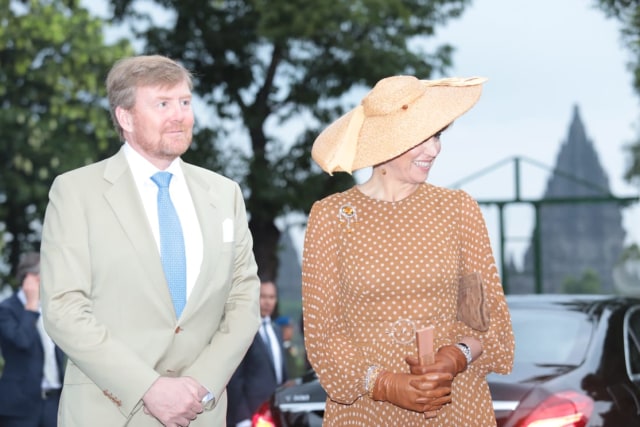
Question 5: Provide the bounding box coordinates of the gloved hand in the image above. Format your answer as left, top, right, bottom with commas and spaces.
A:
400, 345, 467, 417
406, 344, 468, 380
371, 370, 453, 412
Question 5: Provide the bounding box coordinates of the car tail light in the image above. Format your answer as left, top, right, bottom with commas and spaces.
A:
252, 401, 276, 427
517, 391, 594, 427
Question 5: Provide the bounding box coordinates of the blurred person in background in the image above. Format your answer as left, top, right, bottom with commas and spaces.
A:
227, 280, 288, 427
275, 315, 305, 378
0, 251, 65, 427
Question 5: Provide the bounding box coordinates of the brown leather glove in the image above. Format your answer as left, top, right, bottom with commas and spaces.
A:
371, 370, 453, 412
401, 346, 467, 417
406, 345, 468, 379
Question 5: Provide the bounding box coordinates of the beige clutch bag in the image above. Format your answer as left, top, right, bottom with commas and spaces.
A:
457, 272, 490, 331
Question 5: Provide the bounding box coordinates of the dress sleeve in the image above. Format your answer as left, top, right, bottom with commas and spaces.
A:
302, 199, 367, 404
451, 190, 515, 376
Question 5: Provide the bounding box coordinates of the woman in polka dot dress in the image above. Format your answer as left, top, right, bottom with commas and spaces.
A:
302, 75, 515, 426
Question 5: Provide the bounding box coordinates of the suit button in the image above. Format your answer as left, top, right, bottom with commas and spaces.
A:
175, 326, 182, 334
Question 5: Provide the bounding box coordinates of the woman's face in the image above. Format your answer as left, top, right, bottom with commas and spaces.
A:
383, 132, 443, 184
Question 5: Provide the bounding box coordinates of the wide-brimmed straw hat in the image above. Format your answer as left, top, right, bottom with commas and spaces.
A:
311, 75, 487, 174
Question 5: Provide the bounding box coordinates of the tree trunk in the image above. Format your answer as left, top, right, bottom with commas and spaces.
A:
249, 216, 281, 282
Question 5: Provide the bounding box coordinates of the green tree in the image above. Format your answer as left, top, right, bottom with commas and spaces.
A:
0, 0, 133, 283
619, 242, 640, 261
561, 268, 602, 294
596, 0, 640, 186
109, 0, 471, 279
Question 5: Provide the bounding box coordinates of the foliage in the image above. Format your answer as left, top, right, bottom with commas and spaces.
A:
0, 0, 133, 284
595, 0, 640, 186
619, 242, 640, 261
561, 269, 602, 294
108, 0, 472, 279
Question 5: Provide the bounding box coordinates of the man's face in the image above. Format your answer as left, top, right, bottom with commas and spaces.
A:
260, 281, 278, 318
118, 81, 195, 169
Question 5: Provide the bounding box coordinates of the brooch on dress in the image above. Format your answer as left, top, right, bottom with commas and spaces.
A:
338, 203, 357, 233
386, 318, 416, 345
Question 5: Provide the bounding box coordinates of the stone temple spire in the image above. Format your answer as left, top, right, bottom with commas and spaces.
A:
510, 104, 626, 294
543, 105, 611, 198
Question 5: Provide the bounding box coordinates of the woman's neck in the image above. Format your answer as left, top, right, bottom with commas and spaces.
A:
357, 168, 420, 202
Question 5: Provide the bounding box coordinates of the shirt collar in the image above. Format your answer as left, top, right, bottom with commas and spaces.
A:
17, 288, 27, 306
123, 142, 184, 183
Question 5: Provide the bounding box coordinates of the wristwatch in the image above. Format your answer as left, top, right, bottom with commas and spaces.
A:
455, 342, 473, 365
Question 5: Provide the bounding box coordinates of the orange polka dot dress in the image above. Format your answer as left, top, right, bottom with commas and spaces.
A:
302, 183, 514, 426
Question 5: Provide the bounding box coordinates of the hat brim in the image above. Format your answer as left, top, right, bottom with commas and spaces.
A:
312, 77, 485, 174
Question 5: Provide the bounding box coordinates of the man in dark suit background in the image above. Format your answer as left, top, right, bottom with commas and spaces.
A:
0, 252, 65, 427
227, 280, 288, 426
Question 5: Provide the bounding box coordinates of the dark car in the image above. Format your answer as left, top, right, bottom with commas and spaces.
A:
251, 294, 640, 427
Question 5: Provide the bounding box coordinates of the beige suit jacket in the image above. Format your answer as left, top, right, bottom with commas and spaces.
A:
40, 148, 260, 426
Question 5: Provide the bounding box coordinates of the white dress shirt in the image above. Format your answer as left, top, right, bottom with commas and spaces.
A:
17, 290, 61, 391
123, 143, 203, 299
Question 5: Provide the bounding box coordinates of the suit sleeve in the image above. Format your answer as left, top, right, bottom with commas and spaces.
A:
225, 349, 251, 424
182, 182, 261, 405
0, 299, 41, 352
40, 175, 160, 416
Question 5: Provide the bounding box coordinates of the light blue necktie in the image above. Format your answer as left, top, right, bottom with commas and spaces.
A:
151, 171, 186, 318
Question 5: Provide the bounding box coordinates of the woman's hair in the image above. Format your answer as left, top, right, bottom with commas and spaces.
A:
106, 55, 193, 140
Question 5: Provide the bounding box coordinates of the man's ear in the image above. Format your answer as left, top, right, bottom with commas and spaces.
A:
115, 106, 133, 132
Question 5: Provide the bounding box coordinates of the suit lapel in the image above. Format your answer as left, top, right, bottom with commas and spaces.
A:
102, 149, 174, 315
100, 153, 229, 320
179, 163, 223, 317
257, 329, 277, 377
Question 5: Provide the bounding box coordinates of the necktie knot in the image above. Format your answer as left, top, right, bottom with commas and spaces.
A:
151, 171, 173, 188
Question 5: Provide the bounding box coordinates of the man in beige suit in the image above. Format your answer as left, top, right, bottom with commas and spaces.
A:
40, 55, 260, 427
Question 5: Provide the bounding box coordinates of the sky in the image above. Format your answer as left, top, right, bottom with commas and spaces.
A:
393, 0, 640, 268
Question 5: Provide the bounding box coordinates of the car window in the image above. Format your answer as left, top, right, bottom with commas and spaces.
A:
625, 305, 640, 382
511, 308, 592, 365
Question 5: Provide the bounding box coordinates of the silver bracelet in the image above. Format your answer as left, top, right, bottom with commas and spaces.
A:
455, 342, 473, 365
364, 365, 383, 398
